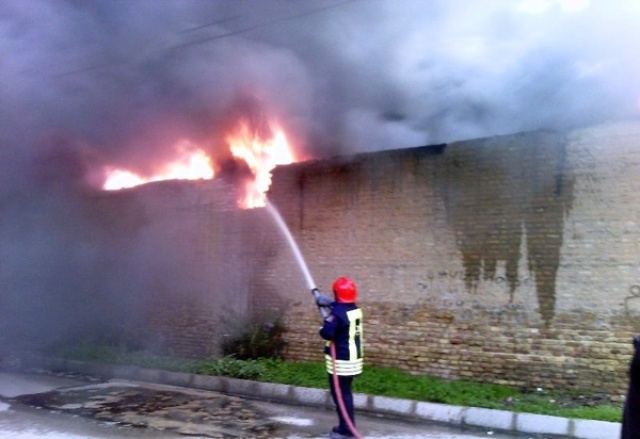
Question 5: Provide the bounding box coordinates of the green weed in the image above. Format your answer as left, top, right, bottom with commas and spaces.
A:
51, 348, 623, 423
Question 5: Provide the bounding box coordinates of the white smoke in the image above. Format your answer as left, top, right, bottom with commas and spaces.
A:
1, 0, 639, 352
2, 0, 639, 172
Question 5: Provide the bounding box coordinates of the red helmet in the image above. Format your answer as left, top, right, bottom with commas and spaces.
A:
333, 277, 357, 303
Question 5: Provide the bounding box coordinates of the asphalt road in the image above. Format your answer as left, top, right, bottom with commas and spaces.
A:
0, 371, 550, 438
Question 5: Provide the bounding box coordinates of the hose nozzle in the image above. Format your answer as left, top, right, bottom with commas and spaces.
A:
311, 288, 331, 318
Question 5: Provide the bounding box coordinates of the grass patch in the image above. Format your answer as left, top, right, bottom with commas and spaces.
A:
190, 357, 268, 380
51, 344, 198, 372
50, 347, 623, 423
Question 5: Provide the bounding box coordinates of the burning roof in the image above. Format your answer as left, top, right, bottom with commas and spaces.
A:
102, 114, 300, 209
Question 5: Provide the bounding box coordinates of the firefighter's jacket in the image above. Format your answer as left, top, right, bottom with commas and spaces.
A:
319, 302, 363, 376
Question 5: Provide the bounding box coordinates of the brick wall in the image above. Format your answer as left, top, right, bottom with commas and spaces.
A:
91, 178, 288, 357
119, 120, 640, 397
266, 120, 640, 397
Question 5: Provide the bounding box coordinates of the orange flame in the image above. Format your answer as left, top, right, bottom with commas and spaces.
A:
103, 141, 214, 190
101, 120, 297, 208
226, 119, 296, 208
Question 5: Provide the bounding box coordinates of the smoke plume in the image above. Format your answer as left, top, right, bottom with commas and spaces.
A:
1, 0, 639, 353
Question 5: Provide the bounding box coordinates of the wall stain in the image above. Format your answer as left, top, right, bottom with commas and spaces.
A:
440, 132, 574, 326
625, 285, 640, 318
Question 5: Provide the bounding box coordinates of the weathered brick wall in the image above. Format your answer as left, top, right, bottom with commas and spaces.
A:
92, 179, 291, 357
266, 121, 640, 397
118, 120, 640, 397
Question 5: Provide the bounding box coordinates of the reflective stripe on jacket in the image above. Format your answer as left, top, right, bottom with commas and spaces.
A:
320, 304, 364, 376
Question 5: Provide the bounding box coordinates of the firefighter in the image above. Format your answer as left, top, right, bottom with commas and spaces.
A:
313, 277, 364, 439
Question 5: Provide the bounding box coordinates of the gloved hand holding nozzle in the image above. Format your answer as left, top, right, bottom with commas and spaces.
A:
311, 288, 334, 307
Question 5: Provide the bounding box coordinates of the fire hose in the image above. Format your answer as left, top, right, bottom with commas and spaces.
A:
313, 293, 363, 439
265, 202, 362, 436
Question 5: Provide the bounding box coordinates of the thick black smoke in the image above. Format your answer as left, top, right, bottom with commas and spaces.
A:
1, 0, 639, 354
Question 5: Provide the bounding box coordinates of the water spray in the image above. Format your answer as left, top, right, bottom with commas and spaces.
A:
265, 200, 362, 438
264, 200, 329, 317
264, 200, 315, 290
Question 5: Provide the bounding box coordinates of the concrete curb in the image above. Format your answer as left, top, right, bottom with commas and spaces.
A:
33, 358, 620, 439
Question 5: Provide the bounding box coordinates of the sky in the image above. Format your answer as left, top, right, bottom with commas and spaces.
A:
1, 0, 640, 350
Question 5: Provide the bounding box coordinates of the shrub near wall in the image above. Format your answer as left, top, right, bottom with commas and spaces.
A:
268, 121, 640, 397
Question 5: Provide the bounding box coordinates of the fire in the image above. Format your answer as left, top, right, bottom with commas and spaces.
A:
103, 141, 214, 190
226, 119, 296, 208
101, 119, 297, 208
102, 169, 147, 190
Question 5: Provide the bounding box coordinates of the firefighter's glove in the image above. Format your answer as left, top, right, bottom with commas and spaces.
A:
312, 289, 334, 307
